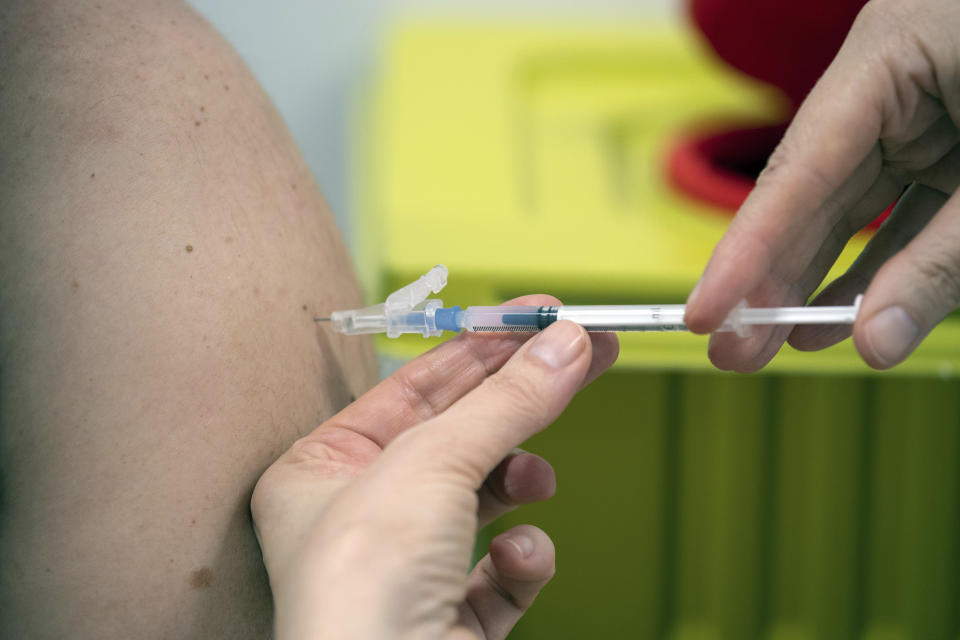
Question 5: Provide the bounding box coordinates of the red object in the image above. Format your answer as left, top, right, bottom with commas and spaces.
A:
667, 124, 786, 211
690, 0, 867, 108
667, 0, 893, 229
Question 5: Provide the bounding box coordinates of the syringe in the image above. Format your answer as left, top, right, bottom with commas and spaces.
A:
315, 266, 862, 338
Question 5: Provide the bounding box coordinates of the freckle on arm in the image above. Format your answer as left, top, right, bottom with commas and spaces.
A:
189, 567, 213, 590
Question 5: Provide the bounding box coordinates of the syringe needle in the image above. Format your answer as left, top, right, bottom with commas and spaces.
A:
313, 317, 331, 323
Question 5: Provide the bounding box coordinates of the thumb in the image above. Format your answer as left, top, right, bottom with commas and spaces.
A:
854, 188, 960, 368
389, 320, 592, 488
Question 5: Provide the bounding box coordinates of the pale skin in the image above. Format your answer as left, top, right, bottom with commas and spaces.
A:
0, 1, 620, 638
0, 1, 378, 637
685, 0, 960, 372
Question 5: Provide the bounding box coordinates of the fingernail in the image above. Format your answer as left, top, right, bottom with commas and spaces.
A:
864, 306, 919, 367
528, 321, 585, 368
504, 533, 534, 558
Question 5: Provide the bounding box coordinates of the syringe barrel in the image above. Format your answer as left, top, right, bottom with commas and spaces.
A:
461, 305, 690, 332
559, 305, 688, 331
461, 306, 553, 332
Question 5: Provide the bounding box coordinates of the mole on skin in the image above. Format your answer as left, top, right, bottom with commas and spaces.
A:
189, 567, 214, 590
185, 244, 193, 253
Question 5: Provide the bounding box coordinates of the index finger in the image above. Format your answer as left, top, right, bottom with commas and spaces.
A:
684, 6, 887, 335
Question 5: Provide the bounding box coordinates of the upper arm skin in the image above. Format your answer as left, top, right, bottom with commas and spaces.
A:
0, 1, 377, 637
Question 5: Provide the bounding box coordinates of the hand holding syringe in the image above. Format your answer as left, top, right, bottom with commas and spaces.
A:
316, 265, 862, 338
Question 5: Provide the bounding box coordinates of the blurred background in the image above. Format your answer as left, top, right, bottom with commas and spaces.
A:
187, 0, 676, 239
189, 1, 960, 638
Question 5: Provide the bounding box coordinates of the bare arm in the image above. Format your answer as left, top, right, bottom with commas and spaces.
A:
0, 1, 377, 636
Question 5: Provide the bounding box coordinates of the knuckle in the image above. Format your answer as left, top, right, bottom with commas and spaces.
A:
882, 151, 927, 173
909, 249, 960, 309
855, 0, 910, 32
392, 367, 442, 422
481, 565, 524, 612
756, 134, 837, 196
755, 138, 793, 188
857, 0, 942, 74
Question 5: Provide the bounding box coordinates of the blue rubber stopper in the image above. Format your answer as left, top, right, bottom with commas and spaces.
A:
435, 306, 462, 332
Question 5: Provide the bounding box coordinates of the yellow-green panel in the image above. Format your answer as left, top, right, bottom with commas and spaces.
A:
862, 378, 960, 640
493, 371, 672, 639
670, 374, 770, 640
767, 377, 866, 640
